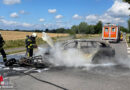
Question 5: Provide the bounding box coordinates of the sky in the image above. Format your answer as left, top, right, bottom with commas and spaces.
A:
0, 0, 130, 30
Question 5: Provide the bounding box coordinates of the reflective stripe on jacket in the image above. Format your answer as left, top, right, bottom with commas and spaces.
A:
25, 36, 36, 49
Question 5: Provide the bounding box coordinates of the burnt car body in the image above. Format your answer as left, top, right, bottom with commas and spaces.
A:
3, 39, 115, 68
44, 39, 115, 64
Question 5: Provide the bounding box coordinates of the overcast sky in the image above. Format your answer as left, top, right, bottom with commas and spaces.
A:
0, 0, 130, 30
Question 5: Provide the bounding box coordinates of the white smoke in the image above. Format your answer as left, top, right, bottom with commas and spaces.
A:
36, 45, 118, 68
36, 44, 92, 67
116, 58, 130, 68
36, 32, 118, 68
37, 32, 93, 67
41, 32, 102, 68
48, 44, 92, 67
42, 32, 54, 48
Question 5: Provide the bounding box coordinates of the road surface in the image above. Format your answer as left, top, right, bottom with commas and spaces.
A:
0, 38, 130, 90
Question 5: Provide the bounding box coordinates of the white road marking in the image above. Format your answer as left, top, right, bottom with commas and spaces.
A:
125, 39, 130, 55
125, 39, 129, 48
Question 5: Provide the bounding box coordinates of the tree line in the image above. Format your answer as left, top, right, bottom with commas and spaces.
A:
45, 21, 103, 34
0, 21, 129, 34
44, 21, 129, 34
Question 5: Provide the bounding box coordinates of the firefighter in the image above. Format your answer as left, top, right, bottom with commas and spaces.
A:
0, 33, 7, 62
25, 33, 37, 57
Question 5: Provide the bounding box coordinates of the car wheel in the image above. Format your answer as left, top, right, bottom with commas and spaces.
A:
92, 54, 113, 64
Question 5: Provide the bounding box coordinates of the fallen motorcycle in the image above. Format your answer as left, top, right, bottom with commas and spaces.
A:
4, 55, 49, 68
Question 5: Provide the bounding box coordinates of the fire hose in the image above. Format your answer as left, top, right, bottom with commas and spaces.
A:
13, 69, 68, 90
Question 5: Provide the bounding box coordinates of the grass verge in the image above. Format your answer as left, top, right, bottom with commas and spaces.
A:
126, 34, 130, 47
7, 49, 26, 55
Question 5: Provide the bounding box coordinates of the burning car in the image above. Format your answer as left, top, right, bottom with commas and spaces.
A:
3, 32, 116, 68
43, 39, 115, 66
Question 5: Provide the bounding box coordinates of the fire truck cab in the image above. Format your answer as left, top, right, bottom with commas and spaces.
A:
102, 24, 120, 43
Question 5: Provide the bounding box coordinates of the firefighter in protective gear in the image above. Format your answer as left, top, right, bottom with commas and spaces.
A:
25, 33, 37, 57
0, 33, 7, 62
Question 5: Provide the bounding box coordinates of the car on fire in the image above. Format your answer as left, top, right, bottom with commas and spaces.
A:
43, 39, 115, 65
3, 39, 116, 68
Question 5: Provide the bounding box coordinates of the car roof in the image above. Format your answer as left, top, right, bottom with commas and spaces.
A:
63, 39, 107, 43
62, 39, 110, 47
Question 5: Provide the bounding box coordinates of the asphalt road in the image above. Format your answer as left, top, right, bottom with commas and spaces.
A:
111, 40, 128, 59
1, 38, 130, 90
